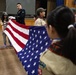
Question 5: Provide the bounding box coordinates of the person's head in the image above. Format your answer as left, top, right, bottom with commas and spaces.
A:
47, 6, 76, 64
36, 7, 46, 18
3, 12, 8, 18
47, 6, 75, 39
1, 12, 8, 22
17, 3, 22, 10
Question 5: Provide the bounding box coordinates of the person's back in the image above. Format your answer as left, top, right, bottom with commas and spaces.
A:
40, 6, 76, 75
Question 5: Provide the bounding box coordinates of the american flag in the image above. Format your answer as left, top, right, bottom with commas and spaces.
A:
4, 20, 51, 75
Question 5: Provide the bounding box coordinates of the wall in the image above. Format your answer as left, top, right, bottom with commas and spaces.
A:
65, 0, 76, 8
0, 0, 6, 12
47, 0, 56, 14
6, 0, 35, 15
25, 19, 35, 26
0, 0, 6, 17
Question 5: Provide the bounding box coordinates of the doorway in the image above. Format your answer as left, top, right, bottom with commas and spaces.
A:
36, 0, 47, 9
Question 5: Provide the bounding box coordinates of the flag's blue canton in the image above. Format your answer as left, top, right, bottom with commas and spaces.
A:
18, 26, 51, 75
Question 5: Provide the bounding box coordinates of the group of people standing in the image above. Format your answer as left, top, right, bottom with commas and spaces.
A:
0, 2, 76, 75
0, 2, 46, 47
0, 3, 26, 47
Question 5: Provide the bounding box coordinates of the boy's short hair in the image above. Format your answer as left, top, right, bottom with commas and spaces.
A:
17, 3, 21, 5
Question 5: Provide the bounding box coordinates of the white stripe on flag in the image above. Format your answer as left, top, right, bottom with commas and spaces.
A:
4, 30, 22, 52
9, 20, 29, 35
7, 25, 28, 45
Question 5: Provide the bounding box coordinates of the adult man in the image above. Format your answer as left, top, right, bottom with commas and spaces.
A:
34, 7, 46, 26
16, 3, 26, 24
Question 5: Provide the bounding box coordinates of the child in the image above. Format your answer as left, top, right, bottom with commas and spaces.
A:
34, 8, 46, 26
1, 12, 11, 47
40, 6, 76, 75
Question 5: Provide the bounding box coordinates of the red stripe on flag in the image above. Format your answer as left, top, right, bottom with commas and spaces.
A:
8, 23, 29, 40
5, 28, 25, 48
